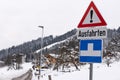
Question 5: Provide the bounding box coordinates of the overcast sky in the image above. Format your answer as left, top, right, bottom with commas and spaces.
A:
0, 0, 120, 50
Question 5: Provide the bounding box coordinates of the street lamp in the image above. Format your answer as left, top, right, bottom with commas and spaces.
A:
38, 26, 44, 79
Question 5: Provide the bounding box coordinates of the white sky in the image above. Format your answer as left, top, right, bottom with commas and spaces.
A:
0, 0, 120, 50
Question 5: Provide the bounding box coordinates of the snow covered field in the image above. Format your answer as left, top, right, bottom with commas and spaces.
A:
0, 61, 120, 80
0, 63, 31, 80
36, 62, 120, 80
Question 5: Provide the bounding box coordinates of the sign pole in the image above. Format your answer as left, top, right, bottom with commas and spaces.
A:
89, 63, 93, 80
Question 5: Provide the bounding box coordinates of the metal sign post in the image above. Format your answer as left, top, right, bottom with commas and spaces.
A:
89, 63, 93, 80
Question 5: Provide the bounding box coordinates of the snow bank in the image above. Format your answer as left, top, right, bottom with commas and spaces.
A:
0, 63, 32, 80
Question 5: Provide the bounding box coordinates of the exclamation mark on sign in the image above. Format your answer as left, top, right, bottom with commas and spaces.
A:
90, 10, 93, 23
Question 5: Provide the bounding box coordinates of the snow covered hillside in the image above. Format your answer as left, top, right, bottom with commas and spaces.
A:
0, 29, 120, 80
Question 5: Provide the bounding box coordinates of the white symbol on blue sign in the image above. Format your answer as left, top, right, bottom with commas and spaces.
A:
79, 39, 102, 63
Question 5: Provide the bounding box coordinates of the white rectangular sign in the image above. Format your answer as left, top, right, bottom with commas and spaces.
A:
77, 27, 107, 39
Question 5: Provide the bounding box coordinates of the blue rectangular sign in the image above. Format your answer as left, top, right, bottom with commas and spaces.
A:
79, 39, 102, 63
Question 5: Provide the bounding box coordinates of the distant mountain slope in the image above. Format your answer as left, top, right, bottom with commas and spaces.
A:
0, 27, 120, 61
0, 29, 77, 60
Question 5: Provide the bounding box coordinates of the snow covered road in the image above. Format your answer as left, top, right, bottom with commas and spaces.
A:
12, 69, 32, 80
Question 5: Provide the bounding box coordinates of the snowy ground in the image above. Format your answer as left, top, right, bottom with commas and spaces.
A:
0, 63, 31, 80
32, 62, 120, 80
0, 61, 120, 80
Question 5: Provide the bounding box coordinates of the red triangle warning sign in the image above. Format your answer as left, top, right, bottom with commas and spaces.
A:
77, 1, 107, 28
